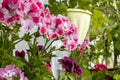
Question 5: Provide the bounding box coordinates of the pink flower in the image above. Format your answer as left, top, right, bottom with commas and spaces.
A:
0, 65, 28, 80
0, 0, 80, 52
36, 1, 44, 10
32, 17, 39, 23
29, 3, 39, 13
21, 19, 35, 31
94, 64, 107, 71
63, 39, 77, 52
19, 72, 28, 80
78, 47, 83, 54
39, 25, 47, 35
0, 8, 4, 21
45, 62, 52, 73
52, 33, 58, 39
0, 0, 45, 31
55, 18, 62, 27
56, 29, 63, 36
78, 38, 90, 54
82, 38, 90, 48
2, 0, 9, 8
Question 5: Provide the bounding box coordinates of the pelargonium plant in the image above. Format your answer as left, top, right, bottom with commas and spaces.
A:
0, 0, 88, 80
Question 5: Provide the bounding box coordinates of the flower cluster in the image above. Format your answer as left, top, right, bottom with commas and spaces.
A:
0, 65, 28, 80
94, 64, 107, 71
78, 38, 90, 55
0, 0, 44, 29
0, 0, 79, 52
58, 56, 83, 77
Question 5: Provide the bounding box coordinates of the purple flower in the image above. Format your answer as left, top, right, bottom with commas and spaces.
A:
58, 57, 75, 72
74, 64, 83, 77
38, 45, 44, 50
15, 50, 25, 58
0, 64, 28, 80
58, 56, 82, 77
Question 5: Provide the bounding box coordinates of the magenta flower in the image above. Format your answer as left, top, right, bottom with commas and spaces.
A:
58, 57, 82, 77
94, 64, 107, 71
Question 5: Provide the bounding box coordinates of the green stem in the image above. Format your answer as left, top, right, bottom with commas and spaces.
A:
75, 76, 77, 80
45, 39, 56, 50
42, 39, 56, 54
14, 39, 23, 44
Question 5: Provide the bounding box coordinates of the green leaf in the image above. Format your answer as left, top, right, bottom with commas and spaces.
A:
96, 39, 105, 51
43, 77, 51, 80
68, 0, 77, 8
91, 9, 108, 28
68, 75, 74, 80
81, 69, 92, 80
47, 2, 67, 16
78, 0, 92, 10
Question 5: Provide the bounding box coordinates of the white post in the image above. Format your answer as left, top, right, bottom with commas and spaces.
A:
67, 8, 92, 41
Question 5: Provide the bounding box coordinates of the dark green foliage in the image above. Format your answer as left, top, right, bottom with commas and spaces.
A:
46, 1, 67, 16
0, 23, 53, 80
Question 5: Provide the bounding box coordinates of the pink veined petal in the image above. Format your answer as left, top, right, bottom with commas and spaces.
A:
18, 3, 25, 11
39, 26, 47, 35
68, 42, 76, 51
55, 18, 62, 26
20, 72, 28, 80
0, 69, 5, 78
74, 39, 78, 44
36, 1, 44, 9
57, 29, 63, 36
45, 62, 52, 73
21, 19, 34, 31
45, 8, 51, 18
51, 33, 57, 39
29, 3, 38, 13
2, 0, 9, 8
5, 65, 15, 71
40, 12, 44, 17
0, 10, 4, 19
6, 16, 14, 23
78, 47, 83, 54
11, 0, 18, 4
63, 40, 68, 47
32, 17, 39, 23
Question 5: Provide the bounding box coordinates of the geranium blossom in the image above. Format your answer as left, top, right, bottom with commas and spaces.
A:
0, 0, 45, 31
94, 64, 107, 71
58, 56, 83, 77
0, 0, 80, 52
78, 38, 90, 54
0, 65, 28, 80
45, 62, 52, 73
